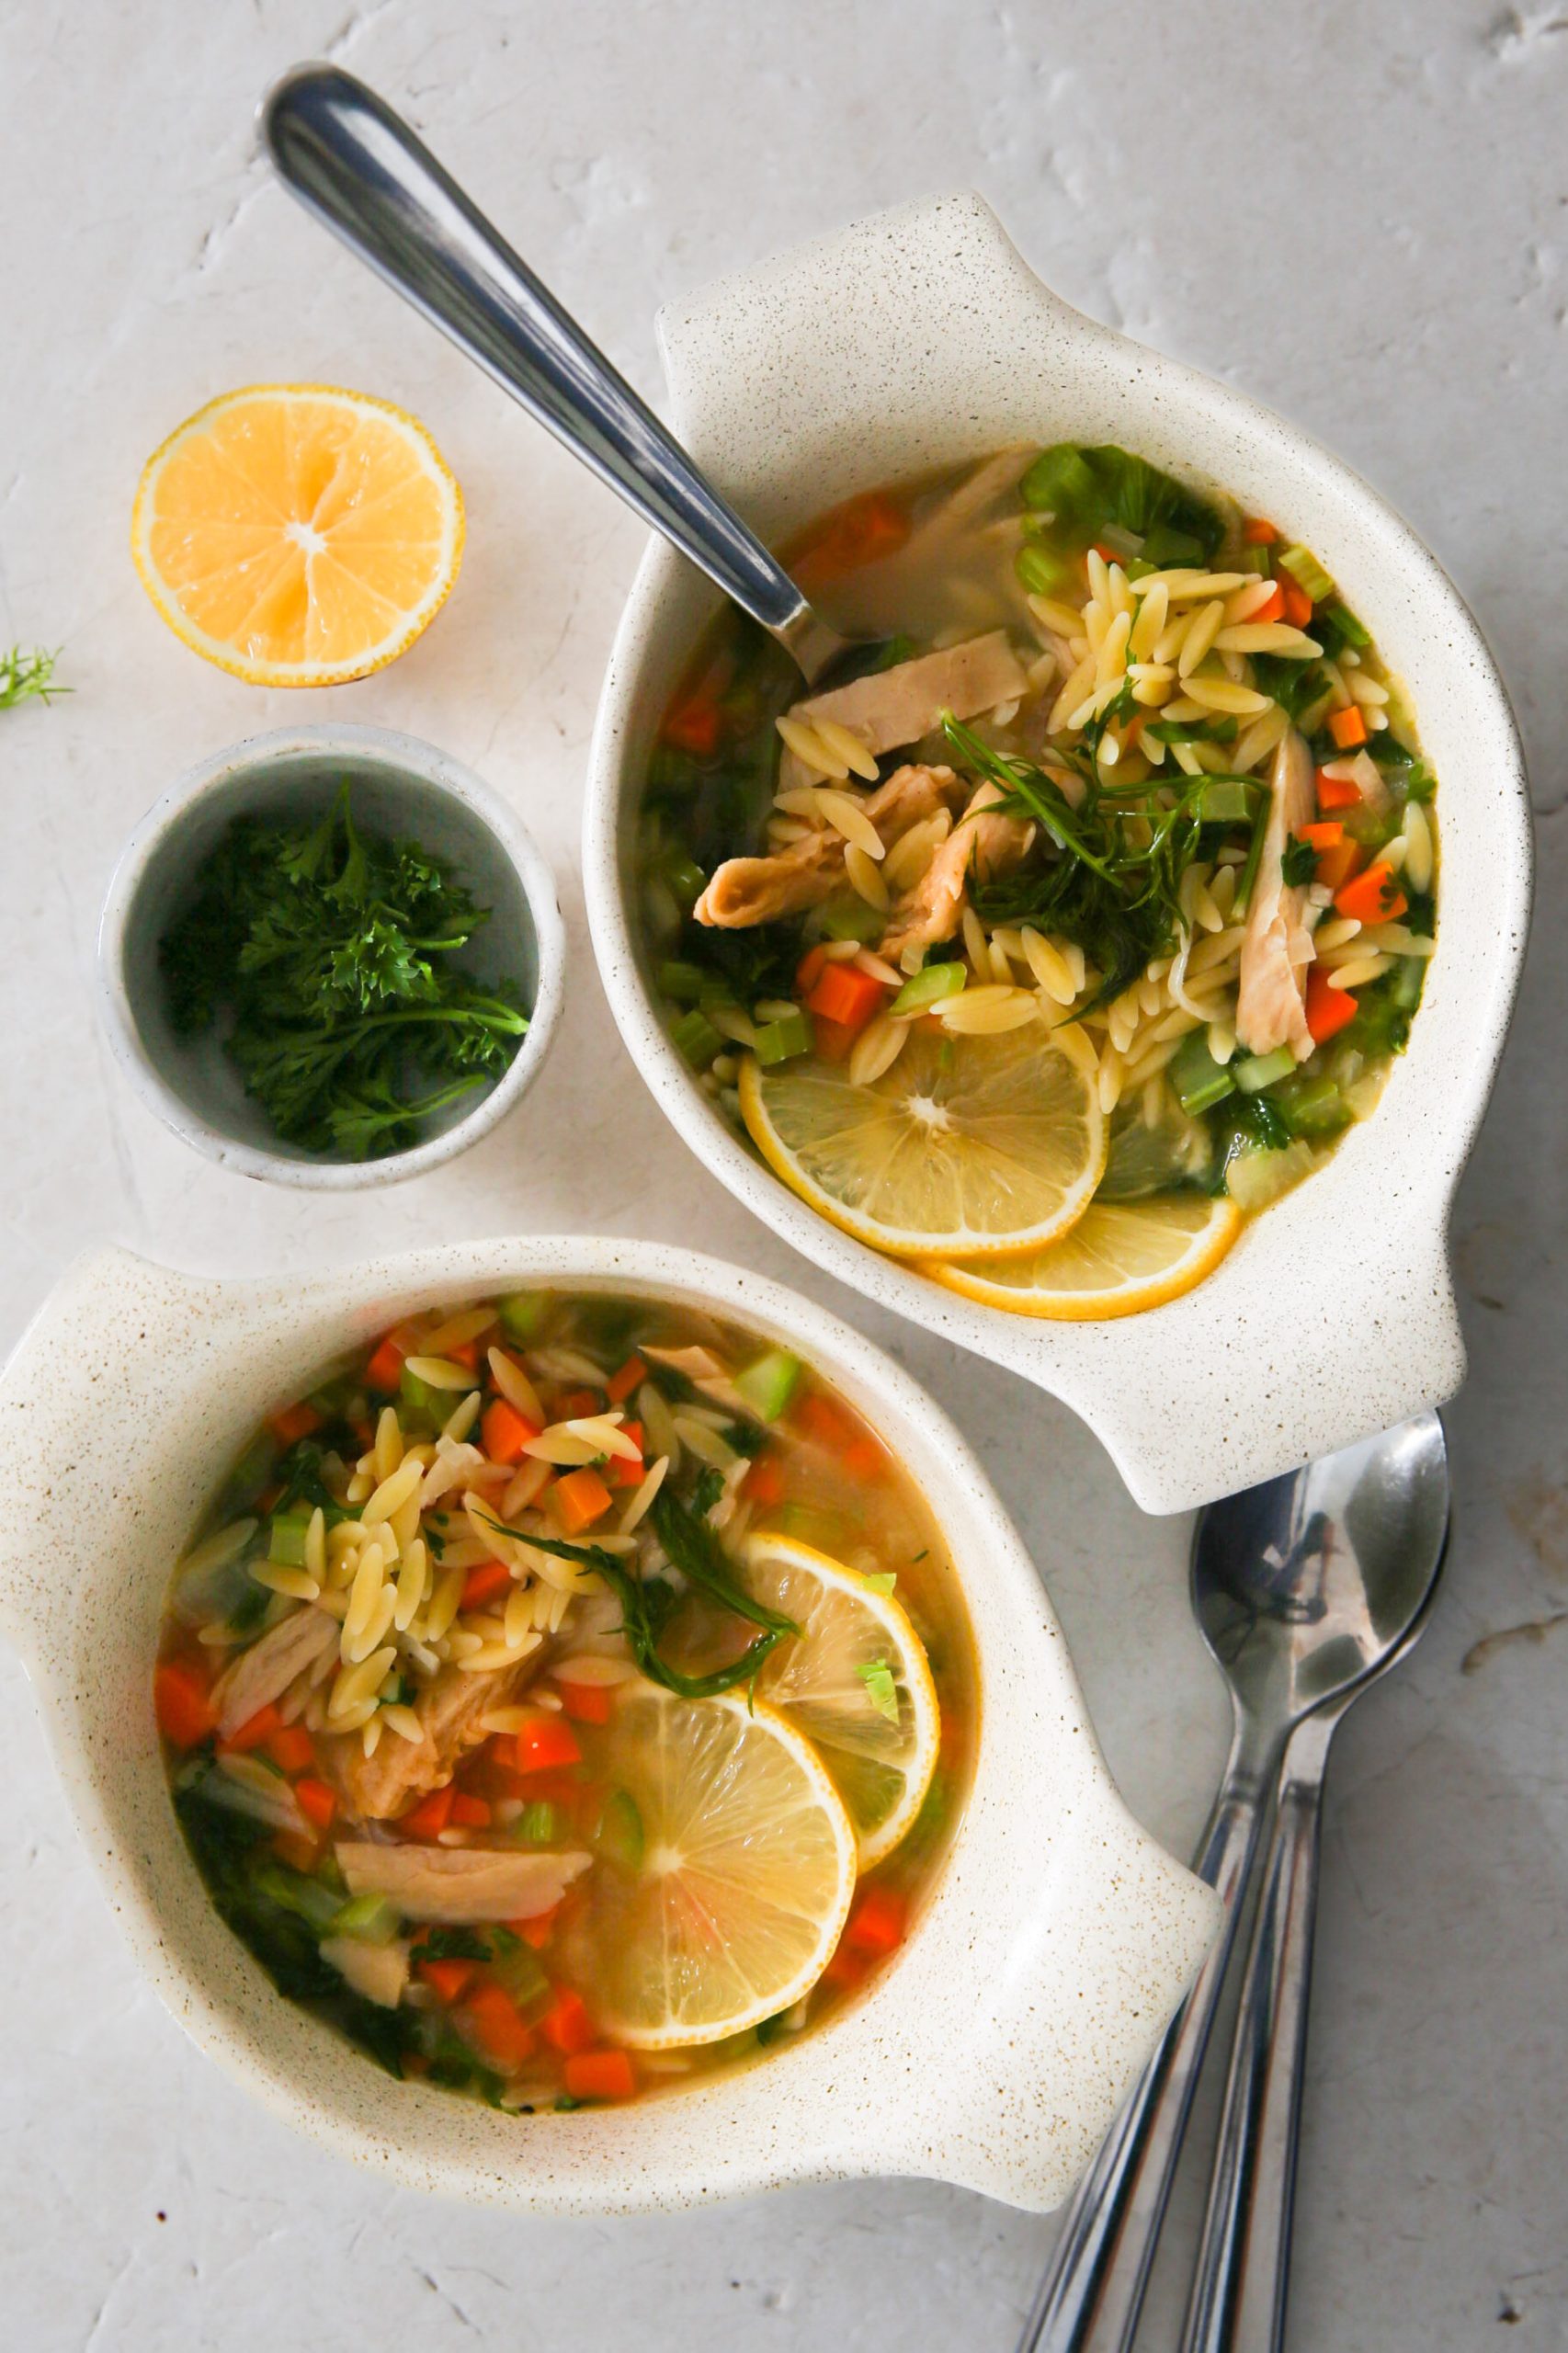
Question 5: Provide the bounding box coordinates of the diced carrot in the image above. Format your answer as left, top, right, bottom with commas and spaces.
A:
560, 1387, 602, 1421
796, 943, 829, 997
1090, 541, 1122, 565
812, 1012, 858, 1063
266, 1723, 316, 1776
663, 693, 723, 756
365, 1334, 407, 1393
483, 1396, 541, 1465
1328, 704, 1368, 750
606, 1356, 646, 1405
1243, 517, 1278, 545
464, 1983, 537, 2073
447, 1337, 482, 1371
842, 1438, 885, 1483
744, 1451, 787, 1507
1314, 836, 1364, 894
845, 1883, 909, 1958
1249, 581, 1286, 625
509, 1904, 560, 1950
1314, 766, 1362, 812
608, 1421, 645, 1489
564, 2048, 637, 2102
555, 1466, 613, 1534
1305, 966, 1359, 1045
556, 1678, 613, 1726
1297, 821, 1344, 851
821, 1943, 868, 1990
220, 1701, 283, 1756
267, 1400, 322, 1447
513, 1716, 584, 1775
1279, 577, 1313, 628
540, 1986, 595, 2056
154, 1659, 216, 1750
295, 1778, 337, 1832
792, 490, 910, 586
419, 1956, 478, 2004
449, 1792, 492, 1829
806, 961, 887, 1034
1333, 860, 1407, 926
273, 1830, 322, 1874
460, 1558, 513, 1611
401, 1783, 457, 1841
796, 1391, 861, 1452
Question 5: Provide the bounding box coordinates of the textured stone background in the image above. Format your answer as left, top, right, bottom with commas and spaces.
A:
2, 3, 1564, 2345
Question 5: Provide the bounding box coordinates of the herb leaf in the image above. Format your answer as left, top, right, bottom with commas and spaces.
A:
0, 645, 67, 710
857, 1658, 901, 1724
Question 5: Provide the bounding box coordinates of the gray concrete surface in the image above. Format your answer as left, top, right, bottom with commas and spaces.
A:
2, 4, 1563, 2345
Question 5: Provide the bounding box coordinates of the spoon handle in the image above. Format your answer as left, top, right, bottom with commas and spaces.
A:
1178, 1709, 1337, 2353
260, 65, 817, 650
1016, 1718, 1280, 2353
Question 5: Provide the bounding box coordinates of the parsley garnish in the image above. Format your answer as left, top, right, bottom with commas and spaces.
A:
158, 785, 529, 1159
857, 1658, 901, 1724
1280, 835, 1318, 887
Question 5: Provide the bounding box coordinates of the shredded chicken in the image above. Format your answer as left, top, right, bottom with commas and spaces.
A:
879, 780, 1033, 961
322, 1655, 535, 1822
694, 764, 968, 928
213, 1605, 337, 1739
334, 1842, 592, 1924
1236, 728, 1316, 1061
320, 1934, 410, 2008
786, 631, 1028, 758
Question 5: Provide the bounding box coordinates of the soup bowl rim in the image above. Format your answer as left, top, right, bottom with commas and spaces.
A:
0, 1233, 1216, 2215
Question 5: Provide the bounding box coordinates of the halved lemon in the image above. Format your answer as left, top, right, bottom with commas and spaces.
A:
738, 1023, 1105, 1260
571, 1684, 856, 2048
744, 1532, 940, 1870
131, 384, 464, 686
931, 1191, 1242, 1320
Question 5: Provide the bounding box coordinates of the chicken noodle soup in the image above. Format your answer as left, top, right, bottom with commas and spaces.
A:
640, 446, 1437, 1315
157, 1292, 973, 2109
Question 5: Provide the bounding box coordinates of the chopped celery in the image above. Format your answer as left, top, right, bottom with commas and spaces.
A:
671, 1008, 723, 1068
1194, 777, 1253, 824
1278, 544, 1335, 603
254, 1861, 343, 1934
595, 1789, 645, 1871
658, 959, 710, 1003
267, 1506, 313, 1567
492, 1938, 550, 2011
1237, 543, 1273, 576
859, 1570, 898, 1597
660, 851, 706, 912
734, 1347, 802, 1422
889, 961, 967, 1017
1233, 1047, 1298, 1095
753, 1010, 812, 1066
1016, 543, 1074, 597
1391, 955, 1426, 1013
498, 1290, 551, 1345
328, 1892, 403, 1945
516, 1801, 561, 1844
821, 897, 885, 944
399, 1363, 444, 1422
1270, 1072, 1349, 1139
1171, 1029, 1236, 1116
1020, 443, 1098, 517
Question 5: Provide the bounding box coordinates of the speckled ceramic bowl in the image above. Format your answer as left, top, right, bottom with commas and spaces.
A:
583, 193, 1532, 1515
98, 723, 565, 1188
0, 1237, 1214, 2214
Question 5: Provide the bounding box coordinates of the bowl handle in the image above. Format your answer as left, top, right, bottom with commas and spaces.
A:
0, 1248, 237, 1662
866, 1806, 1221, 2213
658, 189, 1090, 484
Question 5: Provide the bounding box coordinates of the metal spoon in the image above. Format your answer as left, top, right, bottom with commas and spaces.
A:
1017, 1412, 1449, 2353
260, 63, 858, 687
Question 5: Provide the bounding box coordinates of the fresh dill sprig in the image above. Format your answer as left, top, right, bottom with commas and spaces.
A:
939, 713, 1263, 1007
0, 645, 68, 710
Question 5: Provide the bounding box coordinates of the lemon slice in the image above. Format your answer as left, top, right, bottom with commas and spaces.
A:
744, 1533, 940, 1869
738, 1023, 1105, 1259
932, 1192, 1242, 1319
131, 384, 464, 687
574, 1685, 856, 2048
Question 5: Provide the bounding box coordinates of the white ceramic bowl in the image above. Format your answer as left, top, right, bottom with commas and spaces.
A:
584, 194, 1532, 1515
98, 723, 565, 1188
0, 1236, 1214, 2214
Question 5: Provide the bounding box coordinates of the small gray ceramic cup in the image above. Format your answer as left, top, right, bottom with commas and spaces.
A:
97, 723, 564, 1188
